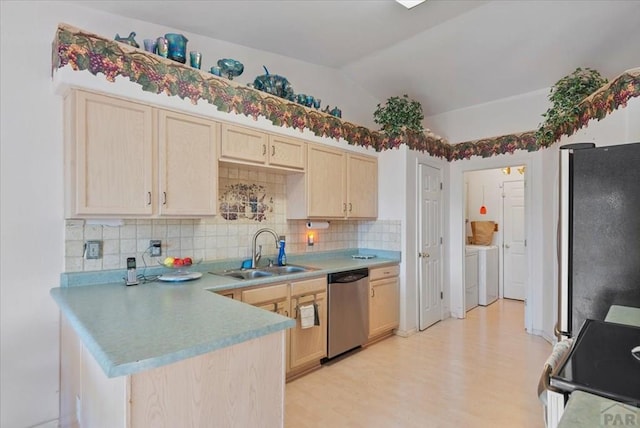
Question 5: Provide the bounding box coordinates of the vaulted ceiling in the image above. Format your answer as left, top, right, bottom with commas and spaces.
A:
74, 0, 640, 117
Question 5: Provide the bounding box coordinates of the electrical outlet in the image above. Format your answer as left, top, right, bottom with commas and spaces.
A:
150, 240, 162, 257
85, 240, 101, 259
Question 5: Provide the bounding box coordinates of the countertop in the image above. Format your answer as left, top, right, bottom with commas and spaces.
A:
605, 304, 640, 327
51, 249, 400, 378
558, 391, 638, 428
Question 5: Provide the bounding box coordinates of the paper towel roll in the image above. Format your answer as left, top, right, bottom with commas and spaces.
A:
306, 221, 329, 229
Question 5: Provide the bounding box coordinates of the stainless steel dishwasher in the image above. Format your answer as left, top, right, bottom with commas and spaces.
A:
326, 268, 369, 359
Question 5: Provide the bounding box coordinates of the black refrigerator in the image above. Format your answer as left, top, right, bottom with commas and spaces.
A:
557, 142, 640, 338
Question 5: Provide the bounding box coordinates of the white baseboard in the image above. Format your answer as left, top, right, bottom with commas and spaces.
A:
30, 419, 59, 428
394, 328, 417, 337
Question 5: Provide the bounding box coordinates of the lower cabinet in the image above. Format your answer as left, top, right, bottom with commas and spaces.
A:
238, 276, 327, 380
59, 317, 285, 428
368, 265, 400, 342
289, 278, 327, 376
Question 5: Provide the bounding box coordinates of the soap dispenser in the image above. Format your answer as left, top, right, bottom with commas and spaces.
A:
277, 239, 287, 266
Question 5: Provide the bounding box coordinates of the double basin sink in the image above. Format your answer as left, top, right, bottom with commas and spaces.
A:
211, 264, 317, 281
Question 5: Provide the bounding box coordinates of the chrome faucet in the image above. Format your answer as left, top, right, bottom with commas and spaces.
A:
251, 228, 280, 268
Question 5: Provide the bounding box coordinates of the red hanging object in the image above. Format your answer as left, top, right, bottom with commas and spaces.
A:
480, 186, 487, 215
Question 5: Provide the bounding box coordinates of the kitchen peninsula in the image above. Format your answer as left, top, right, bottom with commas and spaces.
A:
51, 250, 400, 427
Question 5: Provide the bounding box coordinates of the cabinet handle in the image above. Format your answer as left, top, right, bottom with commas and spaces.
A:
285, 310, 289, 317
349, 202, 353, 212
371, 288, 375, 298
146, 192, 151, 206
263, 144, 267, 155
343, 203, 347, 213
272, 145, 275, 157
162, 192, 167, 205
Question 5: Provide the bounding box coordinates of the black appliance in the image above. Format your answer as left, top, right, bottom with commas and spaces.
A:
557, 142, 640, 338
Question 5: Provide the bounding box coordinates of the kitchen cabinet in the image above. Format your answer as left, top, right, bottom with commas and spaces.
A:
368, 264, 400, 341
238, 277, 327, 379
157, 110, 218, 216
241, 283, 290, 317
287, 144, 378, 219
64, 90, 218, 218
65, 90, 154, 217
289, 277, 327, 374
59, 316, 285, 428
220, 123, 306, 171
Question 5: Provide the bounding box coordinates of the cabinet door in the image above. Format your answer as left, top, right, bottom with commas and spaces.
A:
290, 291, 327, 370
219, 123, 268, 165
369, 277, 399, 339
158, 110, 218, 216
306, 144, 346, 218
347, 154, 378, 218
268, 135, 306, 170
68, 91, 153, 216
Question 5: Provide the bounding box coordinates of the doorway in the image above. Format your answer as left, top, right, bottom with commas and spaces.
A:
463, 166, 527, 317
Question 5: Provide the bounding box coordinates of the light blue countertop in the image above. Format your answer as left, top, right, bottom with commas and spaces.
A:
51, 249, 400, 378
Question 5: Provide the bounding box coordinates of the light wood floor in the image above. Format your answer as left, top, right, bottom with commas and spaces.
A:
285, 299, 551, 428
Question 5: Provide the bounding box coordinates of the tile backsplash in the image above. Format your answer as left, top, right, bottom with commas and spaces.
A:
65, 166, 401, 272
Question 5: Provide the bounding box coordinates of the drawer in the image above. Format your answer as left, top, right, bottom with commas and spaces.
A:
290, 277, 326, 297
241, 283, 288, 305
369, 264, 399, 281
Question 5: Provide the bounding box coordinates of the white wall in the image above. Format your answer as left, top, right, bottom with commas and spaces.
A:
0, 2, 382, 427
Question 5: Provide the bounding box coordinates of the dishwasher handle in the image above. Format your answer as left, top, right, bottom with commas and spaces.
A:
328, 268, 369, 283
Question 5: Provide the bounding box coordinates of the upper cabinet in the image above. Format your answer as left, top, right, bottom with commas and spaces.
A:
65, 90, 218, 218
287, 144, 378, 219
65, 90, 154, 217
220, 124, 305, 171
158, 110, 218, 216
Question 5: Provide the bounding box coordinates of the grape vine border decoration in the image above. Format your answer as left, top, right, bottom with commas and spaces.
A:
52, 24, 639, 161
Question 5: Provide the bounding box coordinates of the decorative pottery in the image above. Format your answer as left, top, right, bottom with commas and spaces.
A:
209, 66, 222, 76
330, 107, 342, 118
114, 31, 139, 48
156, 37, 169, 58
189, 51, 202, 69
217, 58, 244, 80
252, 66, 294, 99
143, 38, 157, 53
164, 33, 188, 63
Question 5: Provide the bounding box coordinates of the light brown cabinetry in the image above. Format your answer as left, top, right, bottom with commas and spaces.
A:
289, 277, 327, 373
65, 90, 154, 217
241, 283, 290, 317
220, 123, 305, 171
65, 90, 218, 218
368, 264, 400, 341
235, 276, 327, 379
158, 110, 218, 216
287, 144, 378, 219
60, 317, 285, 428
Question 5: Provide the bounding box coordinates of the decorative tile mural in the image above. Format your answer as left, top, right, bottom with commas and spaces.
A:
219, 183, 273, 222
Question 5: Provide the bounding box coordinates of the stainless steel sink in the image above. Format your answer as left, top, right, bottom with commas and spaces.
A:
210, 264, 316, 281
263, 265, 308, 274
213, 269, 275, 280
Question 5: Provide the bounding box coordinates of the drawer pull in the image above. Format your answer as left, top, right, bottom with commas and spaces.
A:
263, 144, 267, 155
272, 145, 275, 156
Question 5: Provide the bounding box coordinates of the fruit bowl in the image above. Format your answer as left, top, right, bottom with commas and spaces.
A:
158, 257, 203, 282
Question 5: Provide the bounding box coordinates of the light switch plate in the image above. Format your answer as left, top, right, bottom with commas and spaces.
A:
85, 240, 101, 259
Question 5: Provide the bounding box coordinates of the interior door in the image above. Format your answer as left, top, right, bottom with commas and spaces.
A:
418, 163, 442, 330
503, 180, 526, 300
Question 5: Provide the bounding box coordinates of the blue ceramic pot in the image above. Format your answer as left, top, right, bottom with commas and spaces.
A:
165, 33, 188, 63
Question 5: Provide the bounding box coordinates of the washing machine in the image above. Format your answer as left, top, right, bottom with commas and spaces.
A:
466, 245, 499, 306
464, 246, 479, 311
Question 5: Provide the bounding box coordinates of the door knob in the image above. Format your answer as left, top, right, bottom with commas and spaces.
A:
505, 244, 510, 249
418, 252, 430, 258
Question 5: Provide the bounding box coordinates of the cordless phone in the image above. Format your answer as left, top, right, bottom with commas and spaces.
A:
126, 257, 139, 286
